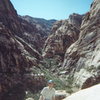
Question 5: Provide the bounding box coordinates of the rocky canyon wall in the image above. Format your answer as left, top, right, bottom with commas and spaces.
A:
0, 0, 46, 100
43, 0, 100, 90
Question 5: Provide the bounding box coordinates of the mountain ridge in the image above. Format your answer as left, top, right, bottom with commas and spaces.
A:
20, 15, 56, 36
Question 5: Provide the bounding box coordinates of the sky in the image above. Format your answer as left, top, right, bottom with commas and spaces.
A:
10, 0, 93, 20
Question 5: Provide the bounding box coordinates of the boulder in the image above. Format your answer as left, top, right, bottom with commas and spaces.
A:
26, 98, 34, 100
55, 90, 69, 100
63, 84, 100, 100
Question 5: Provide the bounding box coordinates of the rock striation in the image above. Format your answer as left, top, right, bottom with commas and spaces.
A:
43, 14, 83, 60
20, 15, 56, 36
62, 0, 100, 88
0, 0, 100, 99
0, 0, 46, 100
42, 0, 100, 90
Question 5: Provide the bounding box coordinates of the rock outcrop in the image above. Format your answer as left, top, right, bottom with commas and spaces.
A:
55, 90, 69, 100
0, 0, 55, 54
21, 15, 56, 36
0, 0, 46, 100
69, 13, 83, 29
62, 0, 100, 88
63, 84, 100, 100
0, 20, 36, 100
42, 0, 100, 90
1, 0, 100, 99
0, 0, 24, 35
43, 14, 83, 60
26, 98, 34, 100
19, 16, 56, 53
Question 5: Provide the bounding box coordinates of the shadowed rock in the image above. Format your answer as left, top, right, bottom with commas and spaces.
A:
0, 0, 46, 100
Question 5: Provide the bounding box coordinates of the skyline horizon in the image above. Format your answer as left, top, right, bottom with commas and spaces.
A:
20, 13, 83, 21
10, 0, 93, 20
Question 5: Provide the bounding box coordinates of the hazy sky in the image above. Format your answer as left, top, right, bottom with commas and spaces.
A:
10, 0, 93, 20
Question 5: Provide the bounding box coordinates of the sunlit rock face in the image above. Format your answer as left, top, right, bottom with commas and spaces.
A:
62, 0, 100, 88
55, 90, 69, 100
43, 14, 83, 60
42, 0, 100, 89
63, 84, 100, 100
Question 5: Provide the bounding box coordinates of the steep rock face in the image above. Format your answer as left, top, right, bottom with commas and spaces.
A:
19, 16, 56, 53
0, 0, 52, 53
0, 23, 33, 100
69, 13, 83, 29
62, 0, 100, 88
0, 0, 23, 35
0, 0, 46, 100
43, 14, 83, 60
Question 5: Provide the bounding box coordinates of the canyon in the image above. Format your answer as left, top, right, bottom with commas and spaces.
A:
0, 0, 100, 100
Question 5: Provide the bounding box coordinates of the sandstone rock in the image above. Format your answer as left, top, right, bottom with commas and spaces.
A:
0, 24, 28, 100
63, 84, 100, 100
20, 15, 56, 36
55, 90, 69, 100
0, 0, 23, 35
0, 23, 47, 100
0, 0, 46, 100
42, 0, 100, 91
62, 0, 100, 88
69, 13, 83, 29
19, 17, 49, 53
43, 14, 83, 59
0, 0, 54, 53
26, 98, 34, 100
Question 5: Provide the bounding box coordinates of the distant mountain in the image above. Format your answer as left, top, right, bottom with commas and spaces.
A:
20, 15, 57, 36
